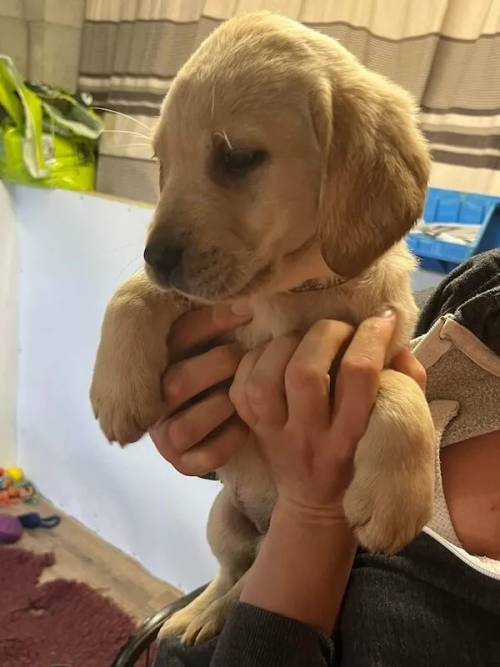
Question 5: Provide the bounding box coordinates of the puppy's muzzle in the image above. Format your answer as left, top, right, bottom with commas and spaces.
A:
144, 241, 183, 284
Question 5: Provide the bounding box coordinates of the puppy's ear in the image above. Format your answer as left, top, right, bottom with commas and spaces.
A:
311, 67, 431, 278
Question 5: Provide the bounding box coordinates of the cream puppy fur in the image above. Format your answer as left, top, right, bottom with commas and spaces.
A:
90, 13, 435, 644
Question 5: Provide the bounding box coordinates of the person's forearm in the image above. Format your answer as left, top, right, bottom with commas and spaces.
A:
240, 501, 357, 636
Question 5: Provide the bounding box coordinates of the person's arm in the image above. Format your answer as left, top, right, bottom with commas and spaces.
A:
212, 599, 335, 667
241, 503, 356, 635
441, 429, 500, 560
210, 502, 356, 667
210, 505, 356, 666
150, 306, 425, 666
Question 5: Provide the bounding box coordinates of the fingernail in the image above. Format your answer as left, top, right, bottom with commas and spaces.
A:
377, 305, 395, 318
230, 300, 253, 318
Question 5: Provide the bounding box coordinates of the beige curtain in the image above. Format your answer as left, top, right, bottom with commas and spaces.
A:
0, 0, 85, 91
78, 0, 500, 202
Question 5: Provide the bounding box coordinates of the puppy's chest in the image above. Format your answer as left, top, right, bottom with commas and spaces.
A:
231, 289, 354, 350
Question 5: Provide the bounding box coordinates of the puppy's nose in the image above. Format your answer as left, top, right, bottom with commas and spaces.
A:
144, 242, 183, 274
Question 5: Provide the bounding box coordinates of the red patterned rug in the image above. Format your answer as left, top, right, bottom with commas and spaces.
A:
0, 547, 143, 667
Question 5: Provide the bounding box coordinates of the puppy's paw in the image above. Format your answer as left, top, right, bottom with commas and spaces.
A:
159, 591, 235, 645
343, 461, 434, 554
343, 370, 435, 554
158, 606, 195, 641
90, 277, 178, 445
90, 365, 165, 445
159, 576, 241, 646
181, 590, 236, 645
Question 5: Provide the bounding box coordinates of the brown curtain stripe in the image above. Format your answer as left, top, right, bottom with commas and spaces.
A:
93, 103, 164, 116
422, 123, 500, 135
83, 17, 500, 45
80, 72, 174, 81
83, 18, 205, 26
90, 90, 169, 102
422, 106, 500, 116
431, 150, 500, 170
425, 131, 500, 150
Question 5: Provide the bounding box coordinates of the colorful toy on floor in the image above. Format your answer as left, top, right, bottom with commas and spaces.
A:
18, 512, 60, 529
0, 514, 23, 542
0, 475, 12, 490
18, 483, 36, 502
0, 467, 37, 505
0, 511, 61, 543
0, 491, 17, 505
5, 466, 24, 483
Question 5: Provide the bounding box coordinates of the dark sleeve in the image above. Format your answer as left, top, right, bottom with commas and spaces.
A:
210, 602, 334, 667
415, 249, 500, 351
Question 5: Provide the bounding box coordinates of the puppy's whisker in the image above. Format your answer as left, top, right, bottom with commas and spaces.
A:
108, 242, 146, 253
103, 143, 153, 150
215, 129, 233, 150
116, 264, 143, 283
222, 130, 233, 150
90, 245, 144, 265
116, 253, 144, 280
210, 86, 216, 120
101, 129, 152, 141
92, 106, 153, 133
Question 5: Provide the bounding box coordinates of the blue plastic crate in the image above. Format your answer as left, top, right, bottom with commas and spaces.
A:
406, 187, 500, 273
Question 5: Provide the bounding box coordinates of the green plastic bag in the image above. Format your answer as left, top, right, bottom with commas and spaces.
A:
0, 55, 102, 191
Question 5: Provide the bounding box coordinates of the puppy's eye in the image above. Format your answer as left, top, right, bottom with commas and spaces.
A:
223, 148, 267, 174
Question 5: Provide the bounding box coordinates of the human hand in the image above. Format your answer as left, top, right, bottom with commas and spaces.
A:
149, 304, 252, 476
229, 310, 426, 520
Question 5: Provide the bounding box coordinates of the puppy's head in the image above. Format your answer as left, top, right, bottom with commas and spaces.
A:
145, 13, 430, 301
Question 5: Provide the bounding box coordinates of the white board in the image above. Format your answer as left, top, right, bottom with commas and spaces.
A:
0, 182, 18, 466
14, 185, 220, 592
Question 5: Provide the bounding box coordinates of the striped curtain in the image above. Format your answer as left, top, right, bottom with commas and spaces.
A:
79, 0, 500, 202
0, 0, 85, 92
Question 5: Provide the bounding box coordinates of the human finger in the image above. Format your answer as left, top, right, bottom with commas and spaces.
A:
175, 417, 248, 476
332, 309, 396, 440
168, 303, 252, 360
229, 346, 266, 427
391, 348, 427, 392
160, 389, 235, 455
285, 320, 354, 426
242, 334, 300, 426
163, 343, 243, 413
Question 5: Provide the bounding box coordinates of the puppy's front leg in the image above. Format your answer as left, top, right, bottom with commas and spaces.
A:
90, 272, 187, 444
343, 369, 435, 554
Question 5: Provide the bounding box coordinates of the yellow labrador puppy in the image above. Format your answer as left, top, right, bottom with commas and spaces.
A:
91, 12, 435, 644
